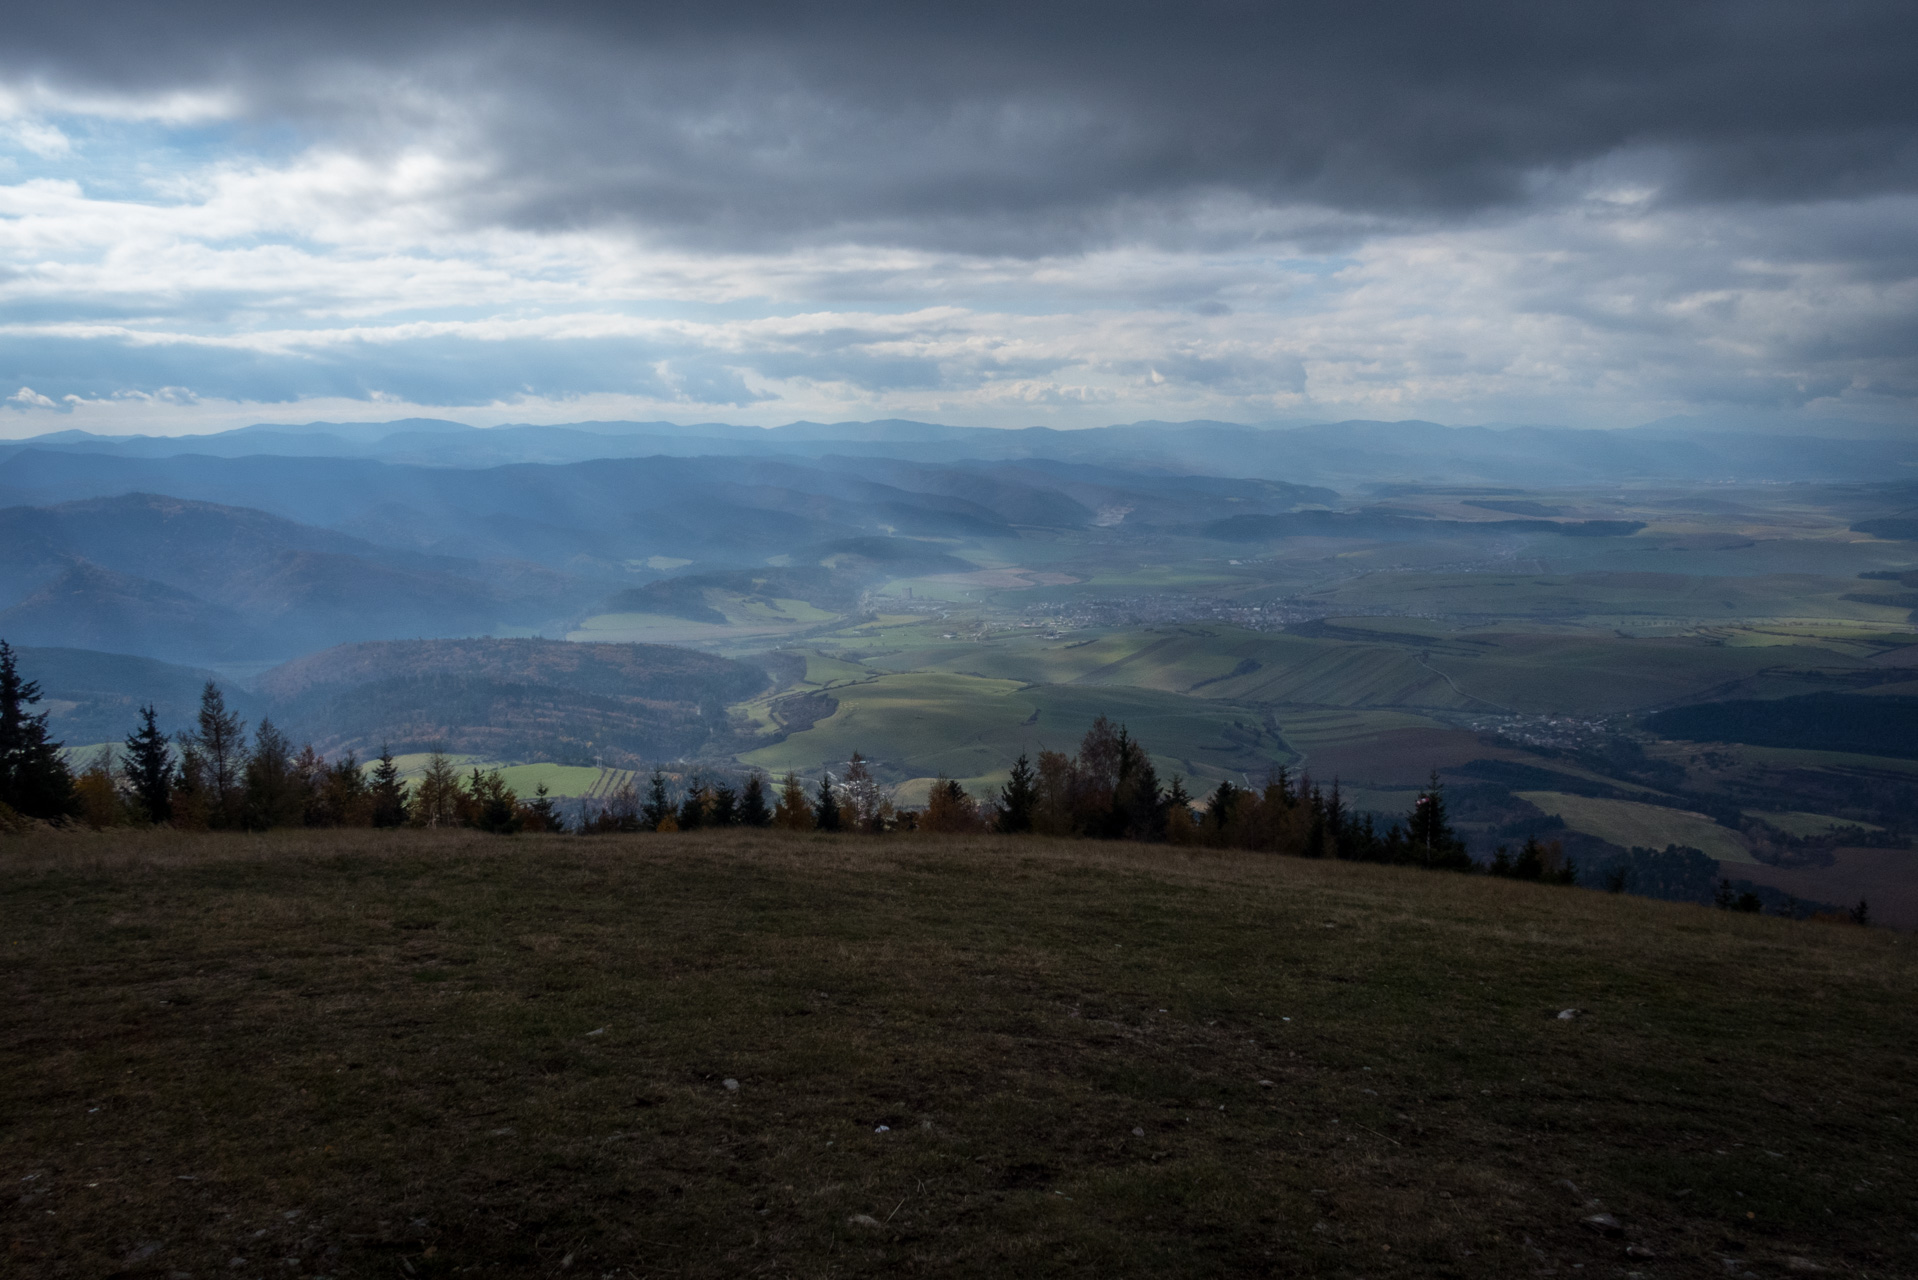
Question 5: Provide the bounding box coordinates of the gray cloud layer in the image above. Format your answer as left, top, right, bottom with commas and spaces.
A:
11, 1, 1918, 251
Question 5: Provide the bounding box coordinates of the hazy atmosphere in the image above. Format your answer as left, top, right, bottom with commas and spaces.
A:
4, 1, 1917, 433
5, 7, 1917, 1279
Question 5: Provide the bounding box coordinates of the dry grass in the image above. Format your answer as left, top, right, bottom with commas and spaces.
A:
2, 828, 1914, 1278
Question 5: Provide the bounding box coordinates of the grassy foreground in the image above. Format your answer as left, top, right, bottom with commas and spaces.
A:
2, 832, 1913, 1279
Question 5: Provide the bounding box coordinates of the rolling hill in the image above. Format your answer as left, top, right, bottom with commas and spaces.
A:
255, 637, 773, 766
0, 494, 600, 664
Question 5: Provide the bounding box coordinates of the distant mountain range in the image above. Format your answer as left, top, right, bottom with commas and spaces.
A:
0, 493, 599, 663
4, 414, 1914, 677
0, 449, 1336, 574
4, 415, 1912, 485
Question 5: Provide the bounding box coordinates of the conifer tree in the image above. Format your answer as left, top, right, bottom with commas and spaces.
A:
123, 704, 174, 825
641, 769, 673, 831
677, 776, 710, 830
369, 745, 410, 828
922, 777, 980, 832
773, 771, 812, 830
171, 742, 210, 830
291, 743, 329, 825
412, 751, 465, 828
0, 640, 75, 821
1205, 779, 1239, 839
739, 773, 772, 827
242, 718, 301, 830
1163, 774, 1197, 844
1405, 771, 1471, 870
709, 781, 739, 827
813, 772, 842, 832
187, 681, 247, 829
468, 768, 521, 834
1113, 734, 1164, 840
323, 751, 369, 826
995, 751, 1036, 834
1325, 780, 1350, 858
524, 782, 563, 833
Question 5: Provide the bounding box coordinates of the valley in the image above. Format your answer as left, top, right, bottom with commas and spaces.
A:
8, 418, 1918, 925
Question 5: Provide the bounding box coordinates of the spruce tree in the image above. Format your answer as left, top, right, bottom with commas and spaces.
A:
739, 773, 772, 827
123, 704, 174, 824
468, 768, 521, 834
242, 718, 301, 830
369, 745, 410, 828
813, 773, 842, 832
1164, 774, 1195, 836
996, 751, 1036, 834
710, 782, 739, 827
187, 681, 247, 829
1113, 735, 1164, 840
526, 782, 563, 833
641, 769, 673, 831
677, 780, 708, 831
1205, 779, 1239, 838
0, 640, 74, 821
1404, 771, 1471, 871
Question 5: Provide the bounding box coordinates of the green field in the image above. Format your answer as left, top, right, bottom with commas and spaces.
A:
3, 828, 1911, 1277
1516, 792, 1754, 864
740, 669, 1293, 787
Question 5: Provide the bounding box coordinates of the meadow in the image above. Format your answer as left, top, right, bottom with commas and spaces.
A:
2, 828, 1912, 1278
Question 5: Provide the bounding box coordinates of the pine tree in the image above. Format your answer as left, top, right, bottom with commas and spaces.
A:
739, 773, 772, 827
1205, 779, 1239, 838
842, 752, 886, 831
1113, 734, 1164, 840
468, 768, 521, 834
187, 681, 247, 829
1325, 780, 1356, 859
323, 751, 369, 826
709, 782, 739, 827
641, 769, 673, 831
0, 640, 75, 821
677, 776, 710, 831
123, 704, 174, 825
996, 751, 1036, 834
1404, 771, 1471, 871
813, 772, 842, 832
525, 782, 564, 833
369, 745, 410, 828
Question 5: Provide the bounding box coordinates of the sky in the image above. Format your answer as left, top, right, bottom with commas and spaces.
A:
1, 0, 1915, 437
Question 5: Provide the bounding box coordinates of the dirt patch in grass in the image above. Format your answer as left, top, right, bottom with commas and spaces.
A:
2, 828, 1913, 1278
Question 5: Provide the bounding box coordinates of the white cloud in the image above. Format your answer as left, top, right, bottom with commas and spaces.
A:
6, 386, 60, 410
0, 114, 1913, 435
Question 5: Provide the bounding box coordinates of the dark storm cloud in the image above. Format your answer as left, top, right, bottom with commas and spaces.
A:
9, 1, 1917, 252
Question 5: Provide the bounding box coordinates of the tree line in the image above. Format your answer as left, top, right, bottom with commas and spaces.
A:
2, 642, 1572, 882
0, 645, 562, 834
